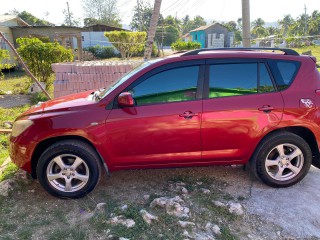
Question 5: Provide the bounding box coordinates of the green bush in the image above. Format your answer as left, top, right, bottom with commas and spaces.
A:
83, 45, 118, 59
0, 49, 12, 78
30, 92, 49, 104
171, 41, 201, 51
133, 43, 158, 57
105, 31, 147, 59
16, 37, 74, 89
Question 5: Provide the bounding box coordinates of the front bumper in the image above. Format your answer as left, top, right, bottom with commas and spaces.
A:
9, 135, 33, 173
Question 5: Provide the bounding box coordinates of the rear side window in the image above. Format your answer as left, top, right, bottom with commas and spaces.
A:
209, 63, 275, 98
267, 60, 301, 91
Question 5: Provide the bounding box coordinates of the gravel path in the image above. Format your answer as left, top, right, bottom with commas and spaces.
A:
0, 94, 30, 108
246, 166, 320, 238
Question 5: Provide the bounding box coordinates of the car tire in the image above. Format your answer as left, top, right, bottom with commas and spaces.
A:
251, 132, 312, 187
36, 140, 101, 198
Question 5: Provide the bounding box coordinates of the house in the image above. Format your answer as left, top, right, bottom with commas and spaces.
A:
2, 19, 127, 62
0, 15, 29, 65
81, 24, 128, 48
181, 33, 191, 42
189, 23, 234, 48
10, 25, 84, 60
10, 24, 128, 60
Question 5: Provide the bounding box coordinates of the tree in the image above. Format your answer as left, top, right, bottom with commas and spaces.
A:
62, 4, 80, 27
251, 18, 268, 38
266, 26, 279, 36
225, 21, 242, 45
163, 15, 181, 32
308, 10, 320, 35
252, 18, 265, 29
0, 49, 10, 78
130, 0, 153, 31
9, 10, 53, 26
181, 15, 206, 35
144, 0, 162, 60
83, 18, 99, 27
105, 31, 147, 59
16, 38, 74, 88
155, 25, 179, 54
278, 15, 294, 36
290, 14, 308, 36
237, 18, 242, 30
225, 21, 237, 31
82, 0, 122, 27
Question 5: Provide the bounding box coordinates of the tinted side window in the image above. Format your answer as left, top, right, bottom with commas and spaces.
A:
259, 63, 275, 93
209, 63, 258, 98
209, 63, 275, 98
129, 66, 199, 106
267, 60, 300, 90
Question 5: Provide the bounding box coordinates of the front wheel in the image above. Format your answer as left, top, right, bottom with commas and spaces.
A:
251, 132, 312, 187
37, 140, 101, 198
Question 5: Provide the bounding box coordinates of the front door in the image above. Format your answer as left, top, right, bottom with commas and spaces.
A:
105, 63, 204, 168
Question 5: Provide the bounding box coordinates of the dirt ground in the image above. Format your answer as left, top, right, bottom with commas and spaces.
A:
1, 165, 319, 240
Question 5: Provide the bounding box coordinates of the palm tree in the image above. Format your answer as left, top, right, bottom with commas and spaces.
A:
252, 18, 265, 29
144, 0, 162, 60
291, 14, 308, 36
278, 15, 294, 36
266, 26, 279, 36
308, 10, 320, 35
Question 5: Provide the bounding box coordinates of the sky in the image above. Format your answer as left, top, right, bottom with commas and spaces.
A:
1, 0, 319, 27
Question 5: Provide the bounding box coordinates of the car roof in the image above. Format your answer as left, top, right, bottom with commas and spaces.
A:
161, 48, 310, 64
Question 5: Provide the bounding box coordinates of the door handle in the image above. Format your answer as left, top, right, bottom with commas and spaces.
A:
179, 111, 198, 119
258, 105, 274, 112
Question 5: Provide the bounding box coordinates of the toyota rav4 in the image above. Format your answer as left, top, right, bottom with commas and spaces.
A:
9, 48, 320, 198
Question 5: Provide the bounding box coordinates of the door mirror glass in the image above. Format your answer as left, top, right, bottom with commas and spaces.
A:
118, 92, 134, 107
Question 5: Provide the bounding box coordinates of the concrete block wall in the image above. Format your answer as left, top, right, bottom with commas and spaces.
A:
52, 61, 142, 98
207, 34, 224, 48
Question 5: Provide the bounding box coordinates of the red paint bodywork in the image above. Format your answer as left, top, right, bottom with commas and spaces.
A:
9, 51, 320, 175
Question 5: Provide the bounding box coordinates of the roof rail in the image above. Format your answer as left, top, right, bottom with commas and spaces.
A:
181, 48, 300, 56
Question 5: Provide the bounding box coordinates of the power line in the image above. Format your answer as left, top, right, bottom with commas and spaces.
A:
161, 0, 184, 14
180, 0, 207, 17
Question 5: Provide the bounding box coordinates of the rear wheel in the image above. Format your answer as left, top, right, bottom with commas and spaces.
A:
251, 132, 312, 187
37, 140, 101, 198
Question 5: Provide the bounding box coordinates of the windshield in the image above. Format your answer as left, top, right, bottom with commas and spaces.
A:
98, 59, 162, 99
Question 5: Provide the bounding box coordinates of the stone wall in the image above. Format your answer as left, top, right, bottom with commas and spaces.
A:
52, 61, 142, 98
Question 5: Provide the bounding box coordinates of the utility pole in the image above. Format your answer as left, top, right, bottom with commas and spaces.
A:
304, 4, 308, 35
242, 0, 251, 47
66, 2, 72, 26
144, 0, 162, 60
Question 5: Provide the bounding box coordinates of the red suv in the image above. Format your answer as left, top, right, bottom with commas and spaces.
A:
9, 48, 320, 198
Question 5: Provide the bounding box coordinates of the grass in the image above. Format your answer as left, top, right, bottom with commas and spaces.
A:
293, 45, 320, 71
0, 71, 31, 94
0, 69, 52, 181
0, 105, 30, 181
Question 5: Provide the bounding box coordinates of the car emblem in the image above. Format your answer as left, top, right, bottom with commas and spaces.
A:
300, 99, 315, 108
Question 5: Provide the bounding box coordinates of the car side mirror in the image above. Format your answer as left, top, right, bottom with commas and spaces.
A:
118, 92, 134, 107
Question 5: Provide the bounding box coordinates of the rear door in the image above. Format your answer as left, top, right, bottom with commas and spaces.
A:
201, 59, 284, 163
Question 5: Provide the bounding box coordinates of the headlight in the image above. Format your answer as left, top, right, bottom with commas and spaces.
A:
11, 120, 33, 137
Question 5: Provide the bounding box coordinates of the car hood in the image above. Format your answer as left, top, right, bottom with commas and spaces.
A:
21, 90, 95, 117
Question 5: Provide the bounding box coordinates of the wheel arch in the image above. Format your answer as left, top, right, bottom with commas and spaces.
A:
254, 126, 320, 168
31, 135, 109, 179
